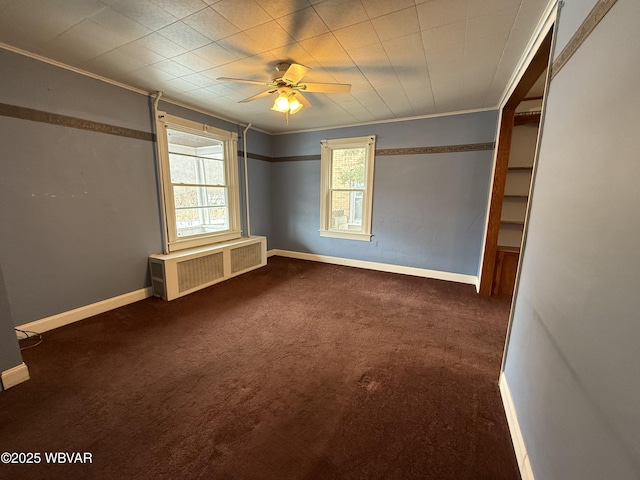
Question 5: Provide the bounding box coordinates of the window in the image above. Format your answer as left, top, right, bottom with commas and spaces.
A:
320, 135, 376, 241
157, 113, 241, 252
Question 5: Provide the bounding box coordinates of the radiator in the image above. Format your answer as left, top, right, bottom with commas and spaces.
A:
148, 236, 267, 301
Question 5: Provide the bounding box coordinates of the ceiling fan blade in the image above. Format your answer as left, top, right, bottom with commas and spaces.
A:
217, 77, 271, 86
298, 82, 352, 94
294, 92, 312, 108
239, 89, 276, 103
282, 63, 310, 84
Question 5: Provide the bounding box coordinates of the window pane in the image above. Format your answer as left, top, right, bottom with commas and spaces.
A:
169, 155, 225, 185
331, 148, 366, 189
331, 191, 363, 232
174, 186, 227, 209
167, 128, 223, 150
202, 159, 225, 185
175, 207, 229, 237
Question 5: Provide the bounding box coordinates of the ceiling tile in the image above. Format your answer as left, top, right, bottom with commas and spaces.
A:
204, 83, 238, 97
467, 0, 522, 18
127, 64, 177, 85
383, 33, 427, 71
244, 21, 296, 52
376, 84, 414, 117
330, 67, 372, 91
349, 44, 397, 89
313, 0, 369, 30
424, 41, 464, 65
372, 7, 420, 42
275, 7, 329, 41
183, 7, 239, 41
299, 33, 354, 69
172, 51, 213, 71
421, 21, 466, 53
403, 83, 436, 115
216, 31, 265, 58
180, 73, 219, 88
352, 90, 393, 118
211, 0, 272, 29
157, 21, 213, 50
80, 47, 155, 76
466, 7, 519, 40
511, 0, 548, 34
149, 0, 209, 18
362, 0, 416, 19
88, 7, 152, 43
44, 19, 127, 64
130, 32, 188, 57
260, 0, 312, 19
109, 0, 178, 30
464, 32, 511, 61
160, 77, 200, 93
207, 53, 280, 82
193, 42, 240, 67
416, 0, 468, 31
333, 21, 379, 51
0, 0, 106, 50
266, 43, 315, 69
115, 42, 167, 65
153, 59, 195, 77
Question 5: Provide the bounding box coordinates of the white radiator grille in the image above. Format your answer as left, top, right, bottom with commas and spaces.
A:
230, 243, 263, 274
177, 252, 224, 293
148, 236, 266, 301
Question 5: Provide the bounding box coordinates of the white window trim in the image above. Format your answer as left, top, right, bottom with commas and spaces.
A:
319, 135, 376, 242
156, 112, 241, 252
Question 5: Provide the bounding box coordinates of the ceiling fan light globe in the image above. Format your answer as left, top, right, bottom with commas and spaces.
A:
274, 94, 290, 112
289, 98, 303, 114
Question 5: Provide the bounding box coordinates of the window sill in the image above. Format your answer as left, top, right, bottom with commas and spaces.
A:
320, 230, 372, 242
169, 230, 242, 252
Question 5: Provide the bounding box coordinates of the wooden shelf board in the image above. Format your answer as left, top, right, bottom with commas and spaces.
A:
504, 195, 528, 200
508, 166, 533, 171
500, 220, 525, 226
497, 245, 521, 253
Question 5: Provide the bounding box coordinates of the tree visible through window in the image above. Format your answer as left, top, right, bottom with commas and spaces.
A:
320, 136, 376, 241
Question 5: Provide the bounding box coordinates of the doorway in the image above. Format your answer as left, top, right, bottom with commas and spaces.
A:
478, 30, 553, 297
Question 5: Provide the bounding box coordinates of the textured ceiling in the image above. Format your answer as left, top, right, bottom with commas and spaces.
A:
0, 0, 550, 133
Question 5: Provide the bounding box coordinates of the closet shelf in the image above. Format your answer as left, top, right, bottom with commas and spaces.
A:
497, 245, 521, 253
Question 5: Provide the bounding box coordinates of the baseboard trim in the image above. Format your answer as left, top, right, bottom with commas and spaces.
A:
1, 362, 30, 390
15, 287, 153, 336
499, 373, 535, 480
268, 249, 477, 285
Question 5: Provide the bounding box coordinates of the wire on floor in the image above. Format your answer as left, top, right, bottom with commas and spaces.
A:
15, 328, 43, 350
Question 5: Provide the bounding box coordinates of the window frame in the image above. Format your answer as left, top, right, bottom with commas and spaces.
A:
156, 113, 241, 252
319, 135, 376, 242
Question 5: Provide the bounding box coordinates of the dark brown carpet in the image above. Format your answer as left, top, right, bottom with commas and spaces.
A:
0, 257, 519, 480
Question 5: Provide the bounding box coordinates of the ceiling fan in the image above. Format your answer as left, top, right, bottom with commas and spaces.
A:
217, 62, 351, 123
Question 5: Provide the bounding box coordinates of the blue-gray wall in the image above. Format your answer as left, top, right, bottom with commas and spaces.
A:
0, 48, 161, 329
503, 1, 640, 478
270, 112, 498, 275
0, 48, 271, 340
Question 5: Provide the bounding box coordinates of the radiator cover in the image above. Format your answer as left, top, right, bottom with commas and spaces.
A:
148, 236, 267, 301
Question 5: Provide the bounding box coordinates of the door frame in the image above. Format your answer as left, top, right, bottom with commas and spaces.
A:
477, 14, 556, 295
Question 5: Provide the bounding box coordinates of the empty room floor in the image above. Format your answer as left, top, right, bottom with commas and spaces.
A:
0, 257, 519, 480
